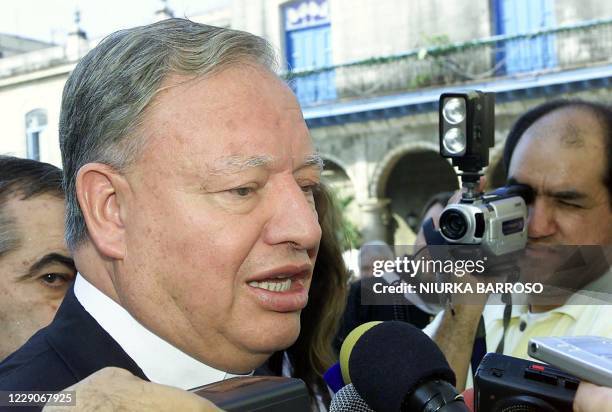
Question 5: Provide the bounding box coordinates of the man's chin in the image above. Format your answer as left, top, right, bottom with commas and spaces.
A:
257, 326, 301, 352
225, 329, 301, 373
227, 352, 276, 374
246, 317, 301, 353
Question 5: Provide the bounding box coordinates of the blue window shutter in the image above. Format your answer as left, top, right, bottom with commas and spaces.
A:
495, 0, 557, 74
286, 24, 336, 104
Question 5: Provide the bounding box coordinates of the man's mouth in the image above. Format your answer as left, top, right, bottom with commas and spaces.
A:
245, 265, 312, 312
248, 278, 293, 292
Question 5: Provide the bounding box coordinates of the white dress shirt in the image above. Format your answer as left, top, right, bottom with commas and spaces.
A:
74, 274, 248, 390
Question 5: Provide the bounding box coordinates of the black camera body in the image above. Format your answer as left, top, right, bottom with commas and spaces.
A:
439, 91, 495, 177
474, 353, 578, 412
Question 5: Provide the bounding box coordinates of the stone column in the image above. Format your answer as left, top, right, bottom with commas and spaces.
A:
359, 197, 393, 244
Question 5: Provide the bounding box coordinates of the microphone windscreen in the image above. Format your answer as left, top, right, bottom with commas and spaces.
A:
339, 321, 382, 384
329, 384, 375, 412
349, 321, 456, 412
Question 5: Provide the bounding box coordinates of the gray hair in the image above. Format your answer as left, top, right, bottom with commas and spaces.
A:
60, 18, 278, 250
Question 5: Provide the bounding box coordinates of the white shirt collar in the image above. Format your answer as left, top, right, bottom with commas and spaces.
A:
74, 273, 247, 390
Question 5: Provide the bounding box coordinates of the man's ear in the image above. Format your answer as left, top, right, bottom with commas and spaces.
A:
76, 163, 129, 260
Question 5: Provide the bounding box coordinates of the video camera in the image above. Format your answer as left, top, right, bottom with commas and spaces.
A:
475, 352, 578, 412
438, 91, 530, 256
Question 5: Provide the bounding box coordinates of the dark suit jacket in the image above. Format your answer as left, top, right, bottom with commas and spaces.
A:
0, 285, 147, 411
334, 277, 432, 353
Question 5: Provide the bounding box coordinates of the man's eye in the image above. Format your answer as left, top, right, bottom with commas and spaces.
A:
40, 273, 71, 288
559, 200, 582, 209
229, 187, 254, 197
300, 183, 320, 194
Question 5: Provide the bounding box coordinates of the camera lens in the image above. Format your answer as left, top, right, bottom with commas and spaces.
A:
440, 209, 468, 240
442, 97, 466, 124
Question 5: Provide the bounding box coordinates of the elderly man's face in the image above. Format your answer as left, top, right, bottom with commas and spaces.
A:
0, 194, 75, 360
116, 64, 321, 372
508, 107, 612, 249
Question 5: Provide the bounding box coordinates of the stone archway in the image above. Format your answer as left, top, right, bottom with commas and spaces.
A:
321, 157, 356, 211
371, 141, 442, 199
320, 157, 360, 246
372, 142, 459, 244
320, 152, 355, 186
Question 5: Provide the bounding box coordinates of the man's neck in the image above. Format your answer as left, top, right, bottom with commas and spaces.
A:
74, 246, 121, 304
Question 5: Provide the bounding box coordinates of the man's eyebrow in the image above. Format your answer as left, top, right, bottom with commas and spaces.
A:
297, 153, 324, 172
507, 177, 588, 201
16, 253, 76, 282
548, 190, 588, 201
207, 155, 274, 175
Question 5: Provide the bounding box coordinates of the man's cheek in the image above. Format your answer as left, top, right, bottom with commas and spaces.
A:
171, 274, 230, 314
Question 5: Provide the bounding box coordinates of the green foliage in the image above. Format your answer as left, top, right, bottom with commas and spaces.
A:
332, 192, 362, 251
411, 73, 432, 88
422, 34, 451, 47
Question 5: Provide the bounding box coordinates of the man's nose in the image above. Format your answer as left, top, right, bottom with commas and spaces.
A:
263, 181, 322, 251
527, 197, 556, 239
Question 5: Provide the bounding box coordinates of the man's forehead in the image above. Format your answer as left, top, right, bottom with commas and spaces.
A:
140, 66, 311, 160
524, 106, 604, 148
4, 192, 63, 217
156, 65, 289, 107
515, 109, 604, 167
509, 108, 608, 196
1, 194, 66, 254
509, 143, 598, 185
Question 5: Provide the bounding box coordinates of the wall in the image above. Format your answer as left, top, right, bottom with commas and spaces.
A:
0, 70, 70, 166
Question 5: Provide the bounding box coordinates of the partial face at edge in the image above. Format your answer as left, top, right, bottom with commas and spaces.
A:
0, 194, 75, 360
508, 107, 611, 246
114, 64, 322, 372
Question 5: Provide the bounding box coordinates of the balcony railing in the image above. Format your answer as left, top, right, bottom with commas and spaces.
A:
284, 18, 612, 107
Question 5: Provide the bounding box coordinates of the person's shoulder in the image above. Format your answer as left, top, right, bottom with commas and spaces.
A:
0, 328, 74, 391
581, 304, 612, 336
482, 303, 516, 324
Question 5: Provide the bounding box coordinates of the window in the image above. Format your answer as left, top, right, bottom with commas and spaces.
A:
494, 0, 557, 74
284, 0, 336, 104
25, 109, 47, 161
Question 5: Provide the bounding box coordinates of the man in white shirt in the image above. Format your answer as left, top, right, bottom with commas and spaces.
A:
0, 18, 322, 407
426, 100, 612, 390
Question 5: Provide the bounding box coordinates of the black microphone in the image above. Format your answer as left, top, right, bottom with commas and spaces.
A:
336, 321, 469, 412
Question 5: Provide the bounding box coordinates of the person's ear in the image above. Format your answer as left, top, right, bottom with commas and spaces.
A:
76, 163, 129, 259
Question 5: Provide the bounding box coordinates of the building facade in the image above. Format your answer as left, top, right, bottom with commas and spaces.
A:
1, 0, 611, 245
226, 0, 612, 244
